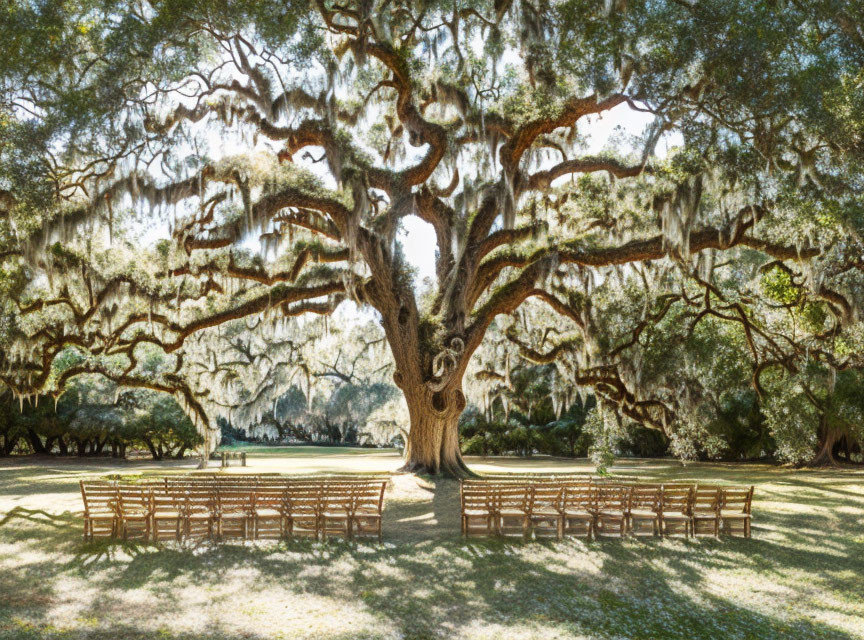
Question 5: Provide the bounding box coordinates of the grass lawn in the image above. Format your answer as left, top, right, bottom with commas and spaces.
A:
1, 448, 862, 640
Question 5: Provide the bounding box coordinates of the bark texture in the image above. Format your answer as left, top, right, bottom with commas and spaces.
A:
399, 384, 471, 477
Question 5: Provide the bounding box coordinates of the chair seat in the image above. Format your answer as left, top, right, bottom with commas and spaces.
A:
629, 509, 659, 518
662, 512, 690, 520
353, 509, 381, 517
153, 510, 181, 518
562, 509, 593, 517
498, 509, 528, 516
254, 508, 283, 517
121, 511, 150, 520
720, 511, 751, 519
321, 510, 350, 518
218, 511, 250, 519
530, 508, 561, 517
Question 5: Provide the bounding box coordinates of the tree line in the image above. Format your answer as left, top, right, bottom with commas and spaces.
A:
0, 377, 201, 460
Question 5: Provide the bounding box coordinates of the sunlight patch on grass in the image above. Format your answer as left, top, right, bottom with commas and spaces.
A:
1, 452, 863, 639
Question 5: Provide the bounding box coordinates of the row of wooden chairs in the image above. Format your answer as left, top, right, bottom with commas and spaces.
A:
81, 475, 389, 543
461, 477, 753, 539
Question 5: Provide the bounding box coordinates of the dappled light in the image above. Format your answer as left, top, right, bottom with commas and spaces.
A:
1, 451, 863, 638
2, 0, 864, 637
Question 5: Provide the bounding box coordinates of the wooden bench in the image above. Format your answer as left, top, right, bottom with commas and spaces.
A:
217, 451, 247, 467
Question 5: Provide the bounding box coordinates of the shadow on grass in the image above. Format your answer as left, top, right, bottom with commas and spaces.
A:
1, 461, 863, 639
38, 535, 854, 640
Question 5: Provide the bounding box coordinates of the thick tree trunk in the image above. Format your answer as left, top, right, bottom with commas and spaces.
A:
399, 385, 472, 477
196, 429, 212, 469
26, 428, 47, 454
57, 437, 68, 456
143, 437, 161, 460
1, 434, 15, 456
371, 261, 474, 477
809, 424, 840, 467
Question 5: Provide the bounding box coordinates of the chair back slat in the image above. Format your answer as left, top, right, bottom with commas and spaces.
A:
660, 486, 693, 515
561, 484, 594, 510
628, 485, 660, 512
692, 486, 721, 512
596, 485, 630, 511
529, 485, 562, 511
80, 482, 118, 514
722, 486, 754, 513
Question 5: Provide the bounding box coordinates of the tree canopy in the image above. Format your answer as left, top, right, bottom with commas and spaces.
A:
1, 0, 863, 474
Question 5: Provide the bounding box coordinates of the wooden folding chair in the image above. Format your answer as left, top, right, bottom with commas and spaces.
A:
350, 482, 387, 542
80, 481, 119, 541
627, 485, 660, 536
182, 489, 215, 541
285, 485, 321, 539
527, 485, 563, 540
252, 488, 287, 539
720, 486, 754, 537
117, 485, 151, 541
215, 488, 254, 540
495, 484, 531, 538
151, 490, 183, 542
660, 485, 693, 537
561, 483, 595, 538
691, 486, 722, 536
319, 483, 353, 540
594, 484, 630, 537
461, 482, 497, 537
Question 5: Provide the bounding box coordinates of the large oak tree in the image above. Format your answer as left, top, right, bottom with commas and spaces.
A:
1, 0, 863, 474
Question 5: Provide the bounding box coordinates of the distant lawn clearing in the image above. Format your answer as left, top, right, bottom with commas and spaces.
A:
1, 448, 862, 640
